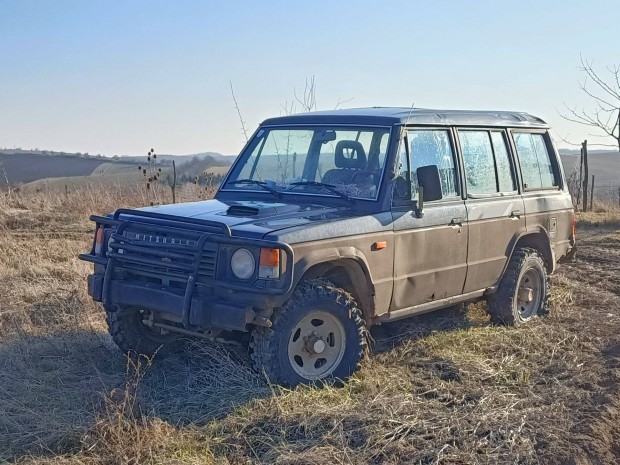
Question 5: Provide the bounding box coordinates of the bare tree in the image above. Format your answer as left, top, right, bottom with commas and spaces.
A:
559, 55, 620, 151
281, 76, 317, 115
229, 81, 249, 142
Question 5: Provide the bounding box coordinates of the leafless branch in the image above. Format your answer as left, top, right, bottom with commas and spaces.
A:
554, 132, 582, 148
578, 77, 616, 111
583, 142, 619, 148
293, 76, 317, 112
558, 56, 620, 152
229, 81, 249, 142
335, 96, 354, 109
579, 54, 620, 101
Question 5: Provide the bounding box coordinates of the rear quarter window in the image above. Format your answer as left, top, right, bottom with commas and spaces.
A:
513, 132, 559, 190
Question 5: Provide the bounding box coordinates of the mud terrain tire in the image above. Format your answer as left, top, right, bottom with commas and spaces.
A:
107, 306, 184, 357
487, 247, 550, 325
250, 281, 367, 386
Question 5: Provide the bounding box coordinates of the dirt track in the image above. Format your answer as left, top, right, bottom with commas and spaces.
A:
556, 220, 620, 463
562, 222, 620, 297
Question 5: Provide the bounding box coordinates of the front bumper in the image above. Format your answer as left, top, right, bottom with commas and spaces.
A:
87, 274, 256, 331
80, 208, 295, 332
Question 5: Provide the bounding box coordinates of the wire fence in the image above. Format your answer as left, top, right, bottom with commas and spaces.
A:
568, 182, 620, 211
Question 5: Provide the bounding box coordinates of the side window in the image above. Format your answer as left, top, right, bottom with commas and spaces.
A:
531, 134, 557, 187
513, 132, 558, 189
459, 131, 497, 195
491, 132, 516, 192
407, 129, 459, 198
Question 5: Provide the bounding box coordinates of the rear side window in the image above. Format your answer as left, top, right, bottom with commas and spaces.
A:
513, 132, 558, 189
491, 132, 516, 192
459, 130, 517, 195
407, 129, 459, 198
460, 131, 497, 195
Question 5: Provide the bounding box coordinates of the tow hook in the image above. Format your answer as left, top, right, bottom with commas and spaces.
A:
253, 316, 272, 327
559, 245, 577, 263
252, 308, 273, 327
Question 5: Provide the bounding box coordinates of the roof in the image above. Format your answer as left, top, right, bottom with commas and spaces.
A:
261, 107, 549, 128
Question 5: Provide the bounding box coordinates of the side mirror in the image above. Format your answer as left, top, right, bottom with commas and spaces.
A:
318, 130, 337, 143
415, 165, 443, 217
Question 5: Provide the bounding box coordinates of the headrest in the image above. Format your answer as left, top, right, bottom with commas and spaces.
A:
335, 140, 367, 169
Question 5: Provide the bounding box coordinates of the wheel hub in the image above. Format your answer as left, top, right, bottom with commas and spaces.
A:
287, 311, 346, 380
516, 268, 542, 319
518, 287, 534, 303
305, 333, 326, 354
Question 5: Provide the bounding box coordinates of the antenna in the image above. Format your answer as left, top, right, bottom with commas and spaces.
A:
404, 101, 416, 127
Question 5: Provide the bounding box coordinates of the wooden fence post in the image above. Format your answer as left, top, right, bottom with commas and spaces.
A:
589, 175, 594, 212
171, 159, 177, 204
582, 140, 589, 212
577, 143, 584, 206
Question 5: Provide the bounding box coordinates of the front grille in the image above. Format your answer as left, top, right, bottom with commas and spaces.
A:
108, 226, 219, 285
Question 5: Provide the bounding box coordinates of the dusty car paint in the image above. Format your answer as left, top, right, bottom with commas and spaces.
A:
80, 107, 575, 335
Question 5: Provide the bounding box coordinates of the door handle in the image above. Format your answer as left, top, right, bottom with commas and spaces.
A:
510, 210, 522, 219
450, 217, 464, 226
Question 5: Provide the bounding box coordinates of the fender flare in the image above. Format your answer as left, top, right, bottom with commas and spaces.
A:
501, 228, 555, 281
292, 247, 376, 318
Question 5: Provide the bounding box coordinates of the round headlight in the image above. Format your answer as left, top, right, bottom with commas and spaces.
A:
231, 248, 255, 280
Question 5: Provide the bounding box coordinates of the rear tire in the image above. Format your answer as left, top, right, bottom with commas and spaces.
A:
250, 281, 367, 387
487, 247, 549, 325
107, 306, 184, 357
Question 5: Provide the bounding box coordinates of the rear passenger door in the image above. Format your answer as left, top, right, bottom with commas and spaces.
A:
458, 129, 525, 293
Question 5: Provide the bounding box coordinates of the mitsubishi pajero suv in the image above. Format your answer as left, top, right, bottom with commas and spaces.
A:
80, 108, 576, 386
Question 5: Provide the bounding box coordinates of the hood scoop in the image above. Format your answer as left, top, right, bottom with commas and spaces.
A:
225, 202, 302, 218
226, 205, 260, 217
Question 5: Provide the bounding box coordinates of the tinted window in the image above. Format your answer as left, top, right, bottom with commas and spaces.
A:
514, 133, 558, 189
460, 131, 497, 195
407, 130, 458, 198
491, 132, 516, 192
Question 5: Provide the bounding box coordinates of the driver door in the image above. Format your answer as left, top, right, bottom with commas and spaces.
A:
390, 128, 468, 310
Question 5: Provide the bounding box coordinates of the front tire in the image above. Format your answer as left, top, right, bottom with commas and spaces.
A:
250, 281, 367, 387
107, 306, 184, 357
487, 247, 549, 325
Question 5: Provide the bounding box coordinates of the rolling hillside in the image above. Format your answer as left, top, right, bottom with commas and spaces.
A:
560, 153, 620, 187
0, 150, 234, 190
2, 149, 616, 192
0, 153, 132, 186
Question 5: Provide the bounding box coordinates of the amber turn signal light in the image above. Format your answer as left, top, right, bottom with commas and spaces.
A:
94, 227, 105, 255
372, 241, 388, 251
259, 248, 280, 279
260, 248, 280, 267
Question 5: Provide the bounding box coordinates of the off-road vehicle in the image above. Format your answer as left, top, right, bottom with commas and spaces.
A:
80, 108, 576, 386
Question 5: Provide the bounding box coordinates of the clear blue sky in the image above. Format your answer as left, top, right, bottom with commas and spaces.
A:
1, 0, 617, 156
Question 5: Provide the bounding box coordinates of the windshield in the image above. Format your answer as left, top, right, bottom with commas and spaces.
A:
224, 126, 391, 200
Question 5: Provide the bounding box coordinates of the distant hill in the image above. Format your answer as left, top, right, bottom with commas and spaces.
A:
2, 148, 615, 191
0, 150, 234, 188
0, 152, 135, 186
120, 152, 236, 166
560, 152, 620, 187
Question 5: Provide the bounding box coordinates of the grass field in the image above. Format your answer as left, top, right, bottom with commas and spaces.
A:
0, 187, 619, 464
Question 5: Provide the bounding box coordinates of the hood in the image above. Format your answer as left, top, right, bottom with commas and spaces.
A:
135, 199, 351, 239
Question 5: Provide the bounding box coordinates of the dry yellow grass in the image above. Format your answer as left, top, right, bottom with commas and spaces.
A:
1, 187, 619, 464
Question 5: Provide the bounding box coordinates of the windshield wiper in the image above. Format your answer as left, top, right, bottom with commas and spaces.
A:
289, 181, 353, 201
227, 179, 282, 197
